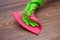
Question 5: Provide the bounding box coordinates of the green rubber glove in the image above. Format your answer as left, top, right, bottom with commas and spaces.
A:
22, 0, 45, 27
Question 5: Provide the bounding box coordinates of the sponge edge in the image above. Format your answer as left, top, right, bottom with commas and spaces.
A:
12, 12, 42, 35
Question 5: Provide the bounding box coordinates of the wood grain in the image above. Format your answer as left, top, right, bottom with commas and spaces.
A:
0, 0, 60, 40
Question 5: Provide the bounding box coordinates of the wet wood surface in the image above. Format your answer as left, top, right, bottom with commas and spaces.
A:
0, 0, 60, 40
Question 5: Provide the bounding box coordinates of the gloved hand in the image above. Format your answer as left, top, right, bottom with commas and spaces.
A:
22, 0, 45, 27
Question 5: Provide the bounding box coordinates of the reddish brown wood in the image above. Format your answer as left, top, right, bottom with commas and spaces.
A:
0, 0, 60, 40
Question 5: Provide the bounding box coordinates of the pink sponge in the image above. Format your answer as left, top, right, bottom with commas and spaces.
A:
12, 12, 42, 35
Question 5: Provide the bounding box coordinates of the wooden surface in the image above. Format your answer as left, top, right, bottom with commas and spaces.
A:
0, 0, 60, 40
